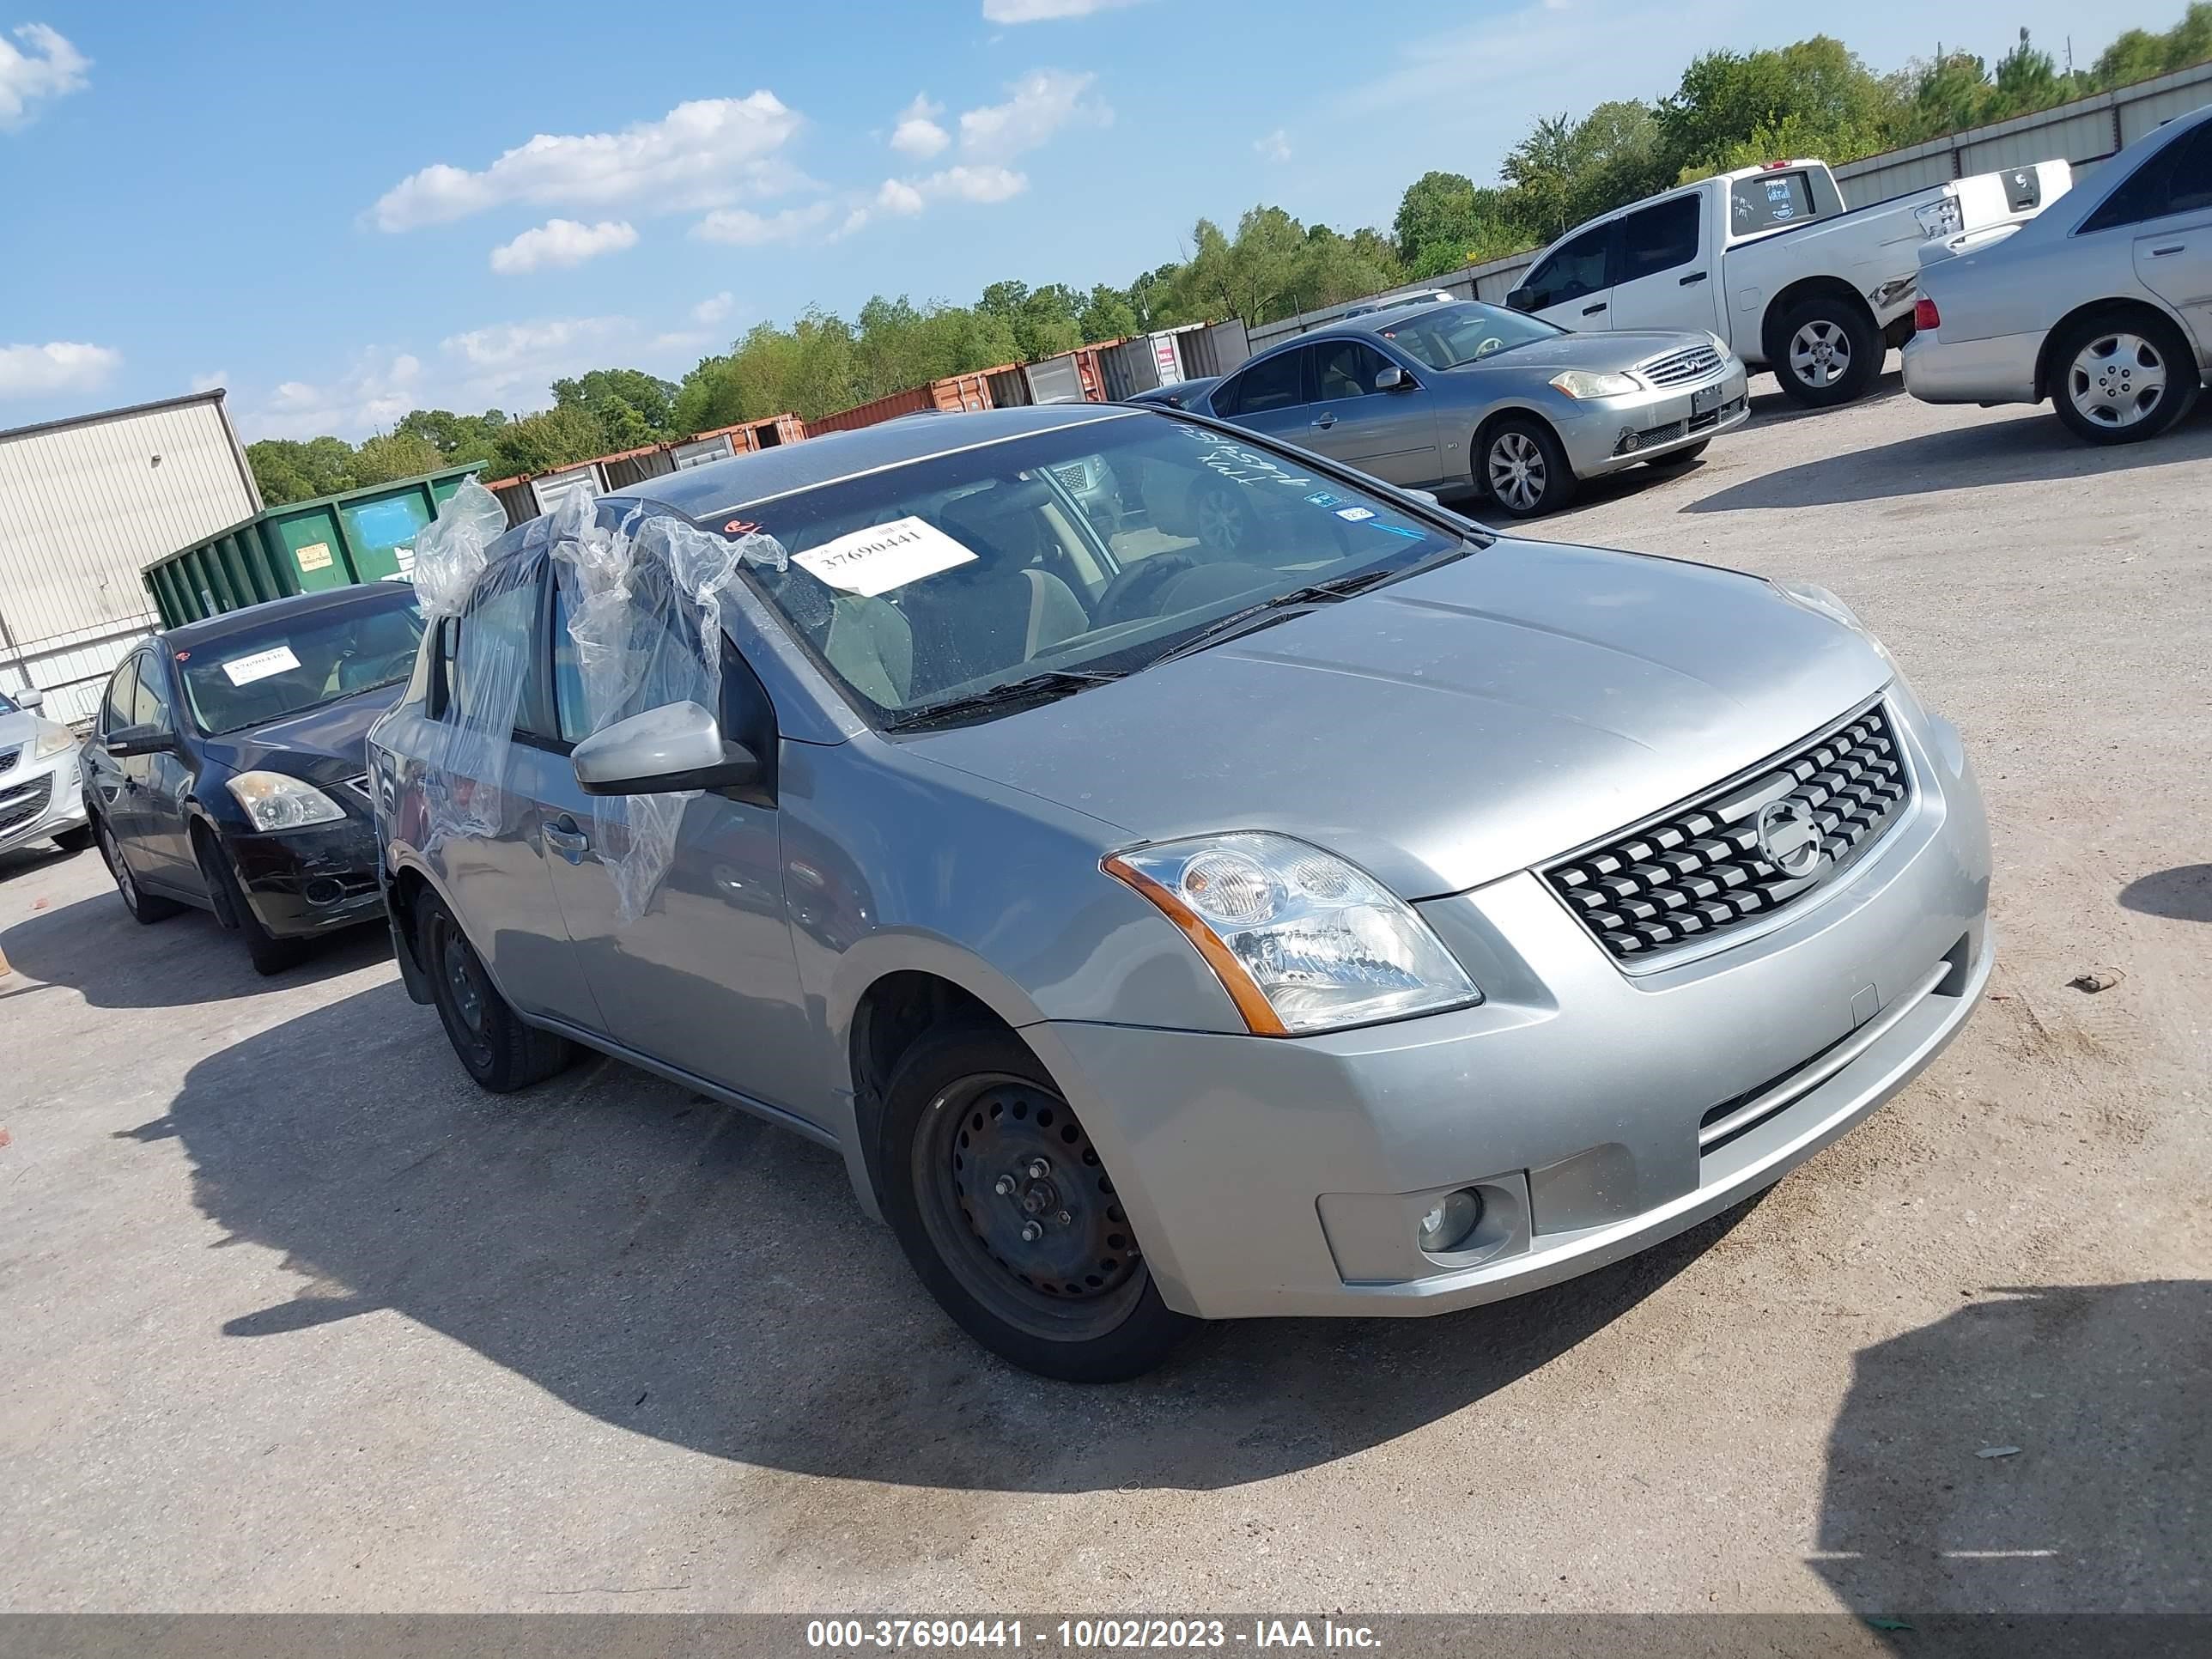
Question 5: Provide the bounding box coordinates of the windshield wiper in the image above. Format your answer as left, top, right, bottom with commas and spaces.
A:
1152, 544, 1477, 668
884, 668, 1126, 732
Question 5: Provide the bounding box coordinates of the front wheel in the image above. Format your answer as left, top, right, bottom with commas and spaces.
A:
415, 887, 574, 1092
2049, 311, 2201, 445
197, 830, 306, 977
1191, 480, 1256, 554
880, 1025, 1197, 1382
1480, 418, 1577, 518
1771, 296, 1881, 406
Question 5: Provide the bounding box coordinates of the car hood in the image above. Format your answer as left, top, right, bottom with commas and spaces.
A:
200, 682, 406, 783
904, 538, 1892, 898
1446, 329, 1715, 376
0, 708, 44, 753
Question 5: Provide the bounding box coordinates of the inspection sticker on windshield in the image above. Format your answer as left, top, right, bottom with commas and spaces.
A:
793, 515, 976, 597
1334, 507, 1376, 522
1304, 490, 1347, 508
218, 645, 301, 686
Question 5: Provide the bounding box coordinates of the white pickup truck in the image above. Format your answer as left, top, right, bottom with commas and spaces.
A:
1506, 157, 2073, 405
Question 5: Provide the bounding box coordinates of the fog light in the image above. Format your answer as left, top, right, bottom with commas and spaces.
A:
1417, 1188, 1484, 1254
1618, 428, 1640, 453
302, 877, 345, 907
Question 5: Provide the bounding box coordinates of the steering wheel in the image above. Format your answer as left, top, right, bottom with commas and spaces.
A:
1093, 554, 1198, 629
1473, 336, 1508, 360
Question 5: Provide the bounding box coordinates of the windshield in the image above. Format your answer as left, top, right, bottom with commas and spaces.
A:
178, 587, 425, 734
0, 690, 18, 716
703, 412, 1476, 728
1376, 301, 1564, 371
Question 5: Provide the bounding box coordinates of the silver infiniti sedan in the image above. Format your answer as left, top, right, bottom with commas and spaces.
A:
1905, 100, 2210, 443
372, 403, 1989, 1382
1182, 300, 1749, 518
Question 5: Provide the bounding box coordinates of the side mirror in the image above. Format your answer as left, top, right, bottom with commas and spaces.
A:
106, 722, 175, 758
1505, 286, 1540, 313
572, 701, 759, 797
1373, 365, 1411, 392
15, 688, 42, 712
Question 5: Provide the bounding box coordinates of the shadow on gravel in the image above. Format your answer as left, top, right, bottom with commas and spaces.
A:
1813, 1282, 2210, 1620
0, 889, 389, 1009
2119, 865, 2212, 925
1685, 398, 2212, 514
129, 980, 1756, 1496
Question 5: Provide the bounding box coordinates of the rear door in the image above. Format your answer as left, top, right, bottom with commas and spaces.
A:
128, 650, 200, 888
1300, 337, 1443, 486
1607, 194, 1718, 335
84, 656, 144, 861
1523, 221, 1617, 332
2125, 122, 2212, 357
423, 551, 601, 1026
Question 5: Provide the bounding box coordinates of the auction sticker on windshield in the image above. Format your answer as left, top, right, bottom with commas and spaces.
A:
219, 645, 301, 686
793, 516, 977, 598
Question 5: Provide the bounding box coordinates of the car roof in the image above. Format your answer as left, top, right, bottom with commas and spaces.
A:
161, 580, 419, 651
1298, 299, 1467, 341
620, 402, 1143, 517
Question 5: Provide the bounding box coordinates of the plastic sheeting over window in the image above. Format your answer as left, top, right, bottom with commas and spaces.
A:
407, 479, 787, 922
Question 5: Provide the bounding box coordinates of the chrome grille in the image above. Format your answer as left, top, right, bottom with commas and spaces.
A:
0, 774, 52, 834
1546, 702, 1912, 962
1638, 343, 1723, 386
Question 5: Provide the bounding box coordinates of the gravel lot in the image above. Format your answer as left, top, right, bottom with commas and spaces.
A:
3, 363, 2206, 1617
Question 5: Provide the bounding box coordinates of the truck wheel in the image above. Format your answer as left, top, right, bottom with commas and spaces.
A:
880, 1024, 1198, 1382
1480, 418, 1577, 517
1773, 296, 1881, 406
2049, 310, 2200, 445
415, 887, 574, 1092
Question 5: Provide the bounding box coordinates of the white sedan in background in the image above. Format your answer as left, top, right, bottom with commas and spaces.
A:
0, 685, 92, 859
1905, 100, 2211, 443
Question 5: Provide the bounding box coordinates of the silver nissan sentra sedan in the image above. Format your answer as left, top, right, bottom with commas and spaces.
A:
370, 403, 1990, 1381
1183, 300, 1750, 517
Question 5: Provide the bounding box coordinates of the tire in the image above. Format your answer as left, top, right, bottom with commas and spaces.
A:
1191, 480, 1256, 555
878, 1024, 1198, 1382
195, 828, 306, 978
97, 815, 182, 924
414, 886, 574, 1092
1479, 417, 1577, 518
51, 824, 94, 854
2048, 309, 2201, 446
1644, 439, 1711, 470
1771, 295, 1881, 407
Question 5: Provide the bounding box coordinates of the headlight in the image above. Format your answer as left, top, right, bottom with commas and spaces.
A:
31, 720, 76, 761
1103, 831, 1480, 1036
1549, 369, 1641, 399
226, 770, 346, 832
1774, 580, 1894, 664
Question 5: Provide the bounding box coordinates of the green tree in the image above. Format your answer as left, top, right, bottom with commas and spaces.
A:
351, 431, 444, 486
550, 369, 678, 436
1077, 283, 1140, 343
2091, 3, 2212, 85
489, 405, 608, 477
246, 436, 356, 506
1656, 37, 1905, 179
394, 408, 507, 465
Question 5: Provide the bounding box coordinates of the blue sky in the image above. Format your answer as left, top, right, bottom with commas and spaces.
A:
0, 0, 2188, 441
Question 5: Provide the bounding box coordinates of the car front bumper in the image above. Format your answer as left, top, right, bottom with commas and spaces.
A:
228, 817, 386, 938
1903, 329, 2042, 406
1554, 363, 1753, 478
1027, 691, 1991, 1322
0, 750, 88, 856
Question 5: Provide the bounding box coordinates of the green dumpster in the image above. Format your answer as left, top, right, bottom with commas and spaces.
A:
143, 465, 477, 626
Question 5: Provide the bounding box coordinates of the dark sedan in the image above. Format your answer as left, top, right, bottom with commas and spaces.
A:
80, 582, 424, 973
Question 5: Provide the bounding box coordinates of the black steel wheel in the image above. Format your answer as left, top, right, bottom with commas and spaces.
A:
880, 1025, 1196, 1382
415, 887, 574, 1093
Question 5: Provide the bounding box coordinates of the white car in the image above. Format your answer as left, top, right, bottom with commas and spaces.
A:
0, 686, 92, 859
1509, 156, 2073, 406
1343, 289, 1458, 319
1905, 100, 2211, 444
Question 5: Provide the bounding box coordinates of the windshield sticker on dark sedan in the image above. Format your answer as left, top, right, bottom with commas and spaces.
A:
792, 515, 977, 597
220, 645, 302, 685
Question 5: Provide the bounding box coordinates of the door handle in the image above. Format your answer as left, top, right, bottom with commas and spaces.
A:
542, 817, 589, 865
1679, 271, 1709, 285
1311, 412, 1336, 428
2148, 244, 2186, 257
1582, 302, 1608, 316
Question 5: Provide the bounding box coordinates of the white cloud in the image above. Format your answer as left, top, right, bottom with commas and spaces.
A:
188, 369, 228, 392
874, 164, 1028, 216
690, 200, 836, 245
441, 316, 629, 381
372, 94, 804, 230
489, 217, 639, 275
957, 69, 1109, 162
692, 291, 735, 325
890, 93, 950, 158
251, 349, 423, 439
1255, 128, 1292, 163
981, 0, 1149, 21
0, 340, 119, 398
0, 23, 88, 129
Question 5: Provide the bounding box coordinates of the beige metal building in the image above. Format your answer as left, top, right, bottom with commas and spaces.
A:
0, 391, 262, 726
